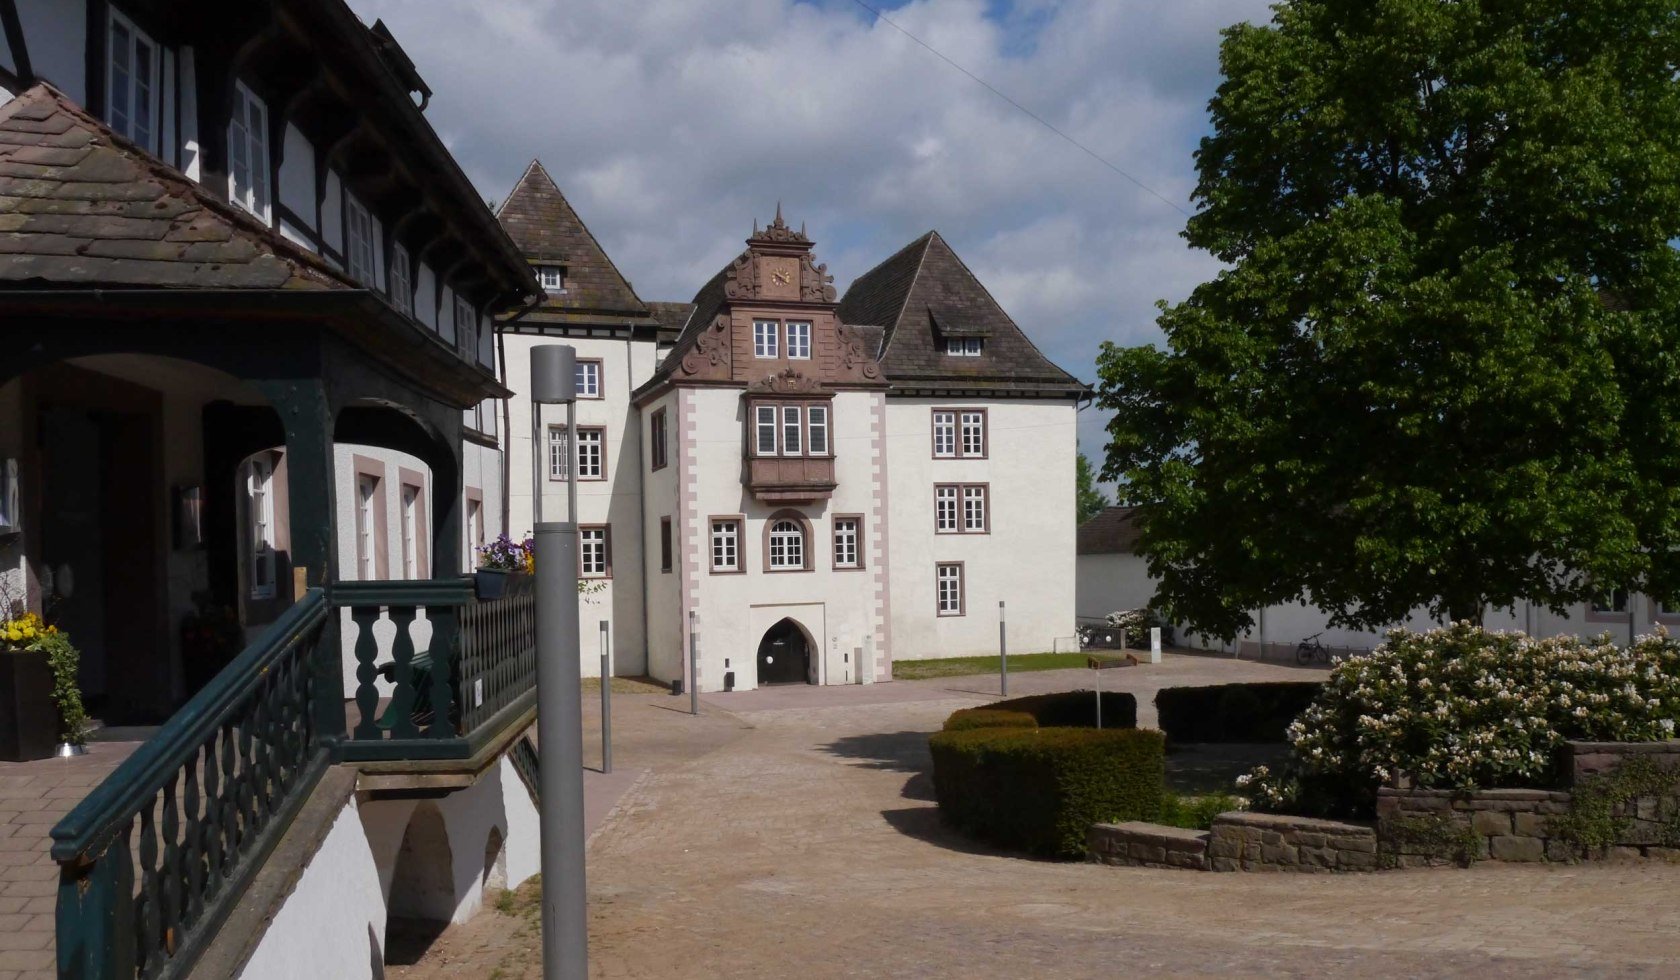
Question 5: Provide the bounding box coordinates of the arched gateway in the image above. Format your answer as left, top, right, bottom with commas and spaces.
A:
757, 618, 814, 685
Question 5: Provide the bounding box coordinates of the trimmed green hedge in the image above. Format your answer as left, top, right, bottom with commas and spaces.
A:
928, 726, 1165, 857
988, 690, 1138, 729
943, 708, 1038, 732
1154, 682, 1321, 743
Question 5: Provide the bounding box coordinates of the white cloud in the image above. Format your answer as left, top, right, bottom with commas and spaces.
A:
348, 0, 1273, 470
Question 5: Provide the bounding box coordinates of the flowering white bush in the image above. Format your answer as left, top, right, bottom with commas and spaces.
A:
1246, 623, 1680, 815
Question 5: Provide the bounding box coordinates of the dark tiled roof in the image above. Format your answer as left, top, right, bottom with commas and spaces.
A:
1078, 506, 1141, 555
647, 300, 695, 343
644, 262, 730, 385
0, 84, 347, 291
839, 230, 1086, 394
848, 324, 886, 360
495, 160, 647, 317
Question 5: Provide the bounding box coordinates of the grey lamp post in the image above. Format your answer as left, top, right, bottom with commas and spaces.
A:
530, 345, 586, 980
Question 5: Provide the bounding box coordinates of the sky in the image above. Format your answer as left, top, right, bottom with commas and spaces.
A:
347, 0, 1276, 479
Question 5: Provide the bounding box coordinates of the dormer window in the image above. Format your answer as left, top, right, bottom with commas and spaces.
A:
945, 337, 983, 356
538, 265, 566, 293
107, 10, 160, 154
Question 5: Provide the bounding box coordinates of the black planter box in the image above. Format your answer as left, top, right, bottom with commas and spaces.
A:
0, 650, 57, 762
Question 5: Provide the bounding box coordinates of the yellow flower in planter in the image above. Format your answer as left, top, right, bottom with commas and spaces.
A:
5, 627, 20, 643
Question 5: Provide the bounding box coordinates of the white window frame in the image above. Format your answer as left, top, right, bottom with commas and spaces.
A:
464, 497, 484, 574
576, 360, 602, 399
755, 405, 778, 455
244, 456, 276, 600
576, 428, 605, 479
769, 519, 805, 570
711, 519, 740, 572
960, 411, 986, 457
390, 245, 412, 316
937, 563, 965, 616
538, 265, 565, 292
547, 426, 570, 480
932, 411, 957, 457
786, 321, 812, 359
227, 80, 271, 222
400, 484, 419, 579
963, 485, 988, 532
1592, 588, 1629, 615
356, 475, 378, 581
455, 296, 477, 358
579, 527, 609, 578
935, 486, 959, 532
107, 10, 160, 153
807, 404, 829, 456
781, 406, 802, 457
945, 337, 983, 356
834, 518, 859, 569
753, 320, 779, 358
346, 195, 376, 287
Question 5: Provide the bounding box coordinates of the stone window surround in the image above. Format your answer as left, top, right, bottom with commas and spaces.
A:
832, 514, 864, 571
934, 483, 990, 534
659, 516, 673, 574
549, 425, 608, 481
650, 406, 669, 471
931, 407, 988, 459
709, 515, 746, 574
762, 509, 815, 573
579, 524, 612, 579
575, 358, 604, 400
936, 561, 965, 617
748, 397, 835, 459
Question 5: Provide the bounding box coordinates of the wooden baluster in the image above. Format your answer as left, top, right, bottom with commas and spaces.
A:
220, 720, 240, 858
426, 605, 459, 738
182, 751, 204, 931
351, 606, 383, 740
388, 606, 421, 739
137, 795, 161, 976
201, 731, 224, 907
159, 771, 182, 965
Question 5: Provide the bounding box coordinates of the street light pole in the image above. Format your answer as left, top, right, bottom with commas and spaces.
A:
530, 345, 586, 980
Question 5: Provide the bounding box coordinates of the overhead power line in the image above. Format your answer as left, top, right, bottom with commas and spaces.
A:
847, 0, 1192, 219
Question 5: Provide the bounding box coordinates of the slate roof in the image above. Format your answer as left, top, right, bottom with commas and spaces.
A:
1078, 506, 1141, 555
838, 230, 1087, 395
495, 160, 648, 318
646, 300, 696, 343
0, 84, 348, 291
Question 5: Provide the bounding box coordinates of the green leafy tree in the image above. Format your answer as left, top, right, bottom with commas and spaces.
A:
1076, 453, 1111, 524
1097, 0, 1680, 638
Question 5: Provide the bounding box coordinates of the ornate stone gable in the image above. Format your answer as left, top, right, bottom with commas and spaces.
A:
663, 208, 884, 391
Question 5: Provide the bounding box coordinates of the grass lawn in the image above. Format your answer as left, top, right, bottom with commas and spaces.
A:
891, 651, 1096, 680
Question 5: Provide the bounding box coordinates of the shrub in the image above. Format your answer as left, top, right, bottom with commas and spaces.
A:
989, 690, 1138, 729
1245, 624, 1680, 818
929, 726, 1165, 857
1155, 682, 1322, 743
942, 708, 1038, 732
1158, 790, 1243, 831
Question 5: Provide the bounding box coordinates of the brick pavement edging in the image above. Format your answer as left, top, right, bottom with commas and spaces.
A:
1090, 739, 1680, 873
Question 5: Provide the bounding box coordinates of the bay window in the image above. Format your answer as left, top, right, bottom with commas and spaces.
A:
748, 400, 834, 458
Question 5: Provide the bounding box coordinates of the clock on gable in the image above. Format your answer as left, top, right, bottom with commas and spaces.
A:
760, 256, 800, 301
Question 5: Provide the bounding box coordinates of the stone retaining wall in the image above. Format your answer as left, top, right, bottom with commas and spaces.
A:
1087, 740, 1680, 872
1206, 812, 1377, 872
1088, 822, 1209, 870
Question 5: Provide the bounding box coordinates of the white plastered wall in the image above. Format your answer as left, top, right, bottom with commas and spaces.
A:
679, 386, 887, 691
503, 332, 659, 677
1075, 552, 1156, 622
238, 755, 540, 979
884, 398, 1078, 661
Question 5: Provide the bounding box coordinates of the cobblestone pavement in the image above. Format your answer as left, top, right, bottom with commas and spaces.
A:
0, 741, 140, 980
401, 657, 1680, 979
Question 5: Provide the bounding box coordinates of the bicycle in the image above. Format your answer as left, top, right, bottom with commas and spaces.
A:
1295, 632, 1331, 666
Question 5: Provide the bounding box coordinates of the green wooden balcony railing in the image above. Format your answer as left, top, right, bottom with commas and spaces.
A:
52, 589, 332, 980
50, 576, 540, 980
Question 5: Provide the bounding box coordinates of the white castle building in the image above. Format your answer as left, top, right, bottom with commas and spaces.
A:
495, 162, 1087, 691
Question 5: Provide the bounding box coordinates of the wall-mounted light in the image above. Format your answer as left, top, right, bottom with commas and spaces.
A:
0, 459, 18, 537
